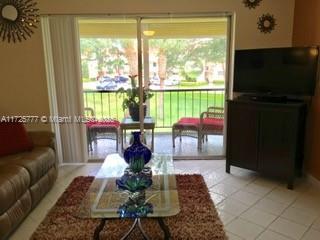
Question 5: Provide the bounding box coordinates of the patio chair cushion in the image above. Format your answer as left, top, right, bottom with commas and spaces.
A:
202, 118, 224, 131
177, 117, 200, 126
86, 120, 120, 129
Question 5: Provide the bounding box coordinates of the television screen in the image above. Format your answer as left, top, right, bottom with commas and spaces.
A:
233, 47, 319, 96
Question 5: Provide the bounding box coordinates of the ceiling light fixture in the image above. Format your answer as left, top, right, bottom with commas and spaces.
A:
143, 30, 155, 37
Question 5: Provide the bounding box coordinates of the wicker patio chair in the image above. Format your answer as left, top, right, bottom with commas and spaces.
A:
84, 107, 120, 152
198, 107, 224, 150
172, 117, 200, 148
172, 107, 224, 150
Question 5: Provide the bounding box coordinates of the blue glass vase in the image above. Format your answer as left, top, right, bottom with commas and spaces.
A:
123, 132, 152, 165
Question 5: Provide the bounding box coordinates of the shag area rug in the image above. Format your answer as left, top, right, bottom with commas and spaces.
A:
31, 175, 227, 240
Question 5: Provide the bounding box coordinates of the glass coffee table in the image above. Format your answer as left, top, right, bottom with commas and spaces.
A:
77, 154, 180, 240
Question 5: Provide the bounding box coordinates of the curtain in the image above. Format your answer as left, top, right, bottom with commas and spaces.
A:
41, 16, 86, 163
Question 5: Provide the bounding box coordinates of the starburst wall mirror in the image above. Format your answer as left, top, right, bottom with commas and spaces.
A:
243, 0, 262, 9
258, 14, 276, 33
0, 0, 39, 43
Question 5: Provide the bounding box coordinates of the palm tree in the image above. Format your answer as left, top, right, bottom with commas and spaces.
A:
122, 40, 138, 76
157, 47, 167, 88
155, 41, 168, 120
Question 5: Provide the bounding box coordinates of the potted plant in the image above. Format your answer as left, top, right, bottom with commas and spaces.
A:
117, 75, 153, 121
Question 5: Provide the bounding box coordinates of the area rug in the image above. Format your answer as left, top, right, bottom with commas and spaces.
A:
31, 175, 227, 240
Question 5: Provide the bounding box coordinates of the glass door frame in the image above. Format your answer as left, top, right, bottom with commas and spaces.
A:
137, 14, 235, 159
77, 13, 235, 159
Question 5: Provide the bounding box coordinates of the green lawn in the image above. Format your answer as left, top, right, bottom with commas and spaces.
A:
83, 90, 225, 128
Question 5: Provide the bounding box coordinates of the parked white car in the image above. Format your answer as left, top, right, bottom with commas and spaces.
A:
165, 74, 181, 86
150, 75, 160, 86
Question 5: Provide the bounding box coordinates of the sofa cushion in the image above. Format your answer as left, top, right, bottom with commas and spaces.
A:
0, 147, 56, 186
0, 122, 33, 157
0, 190, 32, 240
27, 131, 55, 149
0, 165, 30, 215
30, 166, 57, 208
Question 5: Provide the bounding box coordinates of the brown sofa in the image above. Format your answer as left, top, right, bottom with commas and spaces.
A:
0, 131, 58, 239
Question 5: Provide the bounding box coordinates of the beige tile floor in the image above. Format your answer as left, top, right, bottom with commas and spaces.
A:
9, 160, 320, 240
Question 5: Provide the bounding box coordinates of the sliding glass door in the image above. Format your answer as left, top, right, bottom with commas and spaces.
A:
78, 15, 230, 160
140, 17, 229, 159
79, 18, 139, 160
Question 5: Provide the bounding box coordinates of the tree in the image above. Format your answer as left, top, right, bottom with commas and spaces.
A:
80, 38, 138, 78
157, 48, 167, 88
80, 36, 227, 83
149, 39, 190, 85
195, 37, 227, 64
80, 38, 111, 71
149, 38, 226, 83
106, 40, 126, 75
122, 40, 138, 76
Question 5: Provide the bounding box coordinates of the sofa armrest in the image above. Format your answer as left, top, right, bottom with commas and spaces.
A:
27, 131, 55, 149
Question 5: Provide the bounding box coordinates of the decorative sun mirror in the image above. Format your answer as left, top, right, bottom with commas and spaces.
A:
0, 0, 39, 43
258, 14, 276, 33
243, 0, 262, 9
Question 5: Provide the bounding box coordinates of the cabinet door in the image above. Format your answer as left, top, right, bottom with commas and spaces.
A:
227, 103, 259, 170
258, 108, 298, 177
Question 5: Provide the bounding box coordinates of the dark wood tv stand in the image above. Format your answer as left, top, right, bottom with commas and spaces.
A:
226, 98, 307, 189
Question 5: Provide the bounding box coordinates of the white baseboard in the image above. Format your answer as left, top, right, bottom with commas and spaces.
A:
307, 174, 320, 190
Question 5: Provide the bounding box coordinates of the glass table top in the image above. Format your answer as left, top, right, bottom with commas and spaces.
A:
77, 154, 180, 219
121, 117, 155, 125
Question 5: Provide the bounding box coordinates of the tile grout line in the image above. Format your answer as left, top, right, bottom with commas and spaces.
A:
298, 217, 320, 240
253, 188, 299, 239
225, 177, 297, 240
255, 191, 307, 240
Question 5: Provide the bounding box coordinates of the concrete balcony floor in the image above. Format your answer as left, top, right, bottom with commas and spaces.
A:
88, 132, 224, 160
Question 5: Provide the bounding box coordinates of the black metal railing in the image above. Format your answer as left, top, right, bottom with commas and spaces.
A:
83, 88, 225, 128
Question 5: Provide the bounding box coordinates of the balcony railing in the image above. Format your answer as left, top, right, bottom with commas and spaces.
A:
83, 88, 225, 128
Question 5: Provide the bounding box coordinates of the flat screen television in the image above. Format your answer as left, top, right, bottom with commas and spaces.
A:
233, 47, 319, 96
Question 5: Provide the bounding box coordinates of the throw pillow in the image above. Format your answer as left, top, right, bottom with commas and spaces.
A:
0, 121, 33, 157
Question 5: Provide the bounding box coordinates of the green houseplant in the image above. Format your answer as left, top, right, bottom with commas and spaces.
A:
117, 75, 153, 121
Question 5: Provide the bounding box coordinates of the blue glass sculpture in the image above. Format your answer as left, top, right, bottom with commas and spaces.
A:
118, 201, 153, 218
116, 131, 154, 219
116, 173, 152, 192
123, 132, 152, 165
116, 174, 153, 218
